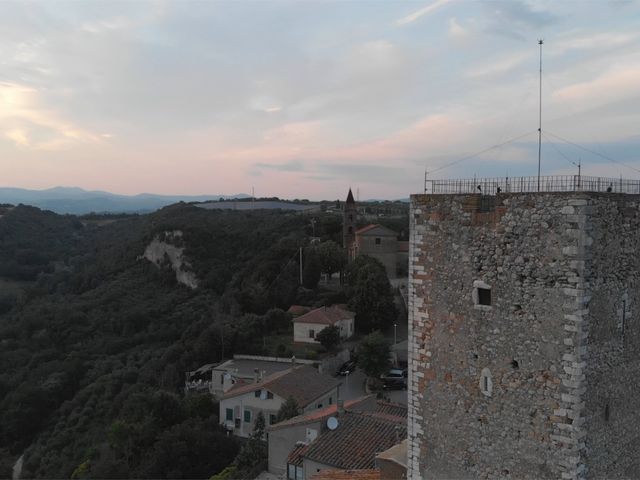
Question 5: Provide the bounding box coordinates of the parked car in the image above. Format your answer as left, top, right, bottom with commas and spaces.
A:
381, 368, 407, 390
337, 360, 356, 376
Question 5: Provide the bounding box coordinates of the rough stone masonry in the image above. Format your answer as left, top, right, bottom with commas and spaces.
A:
407, 192, 640, 479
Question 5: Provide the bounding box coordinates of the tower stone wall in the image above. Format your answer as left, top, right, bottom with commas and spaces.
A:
407, 192, 640, 479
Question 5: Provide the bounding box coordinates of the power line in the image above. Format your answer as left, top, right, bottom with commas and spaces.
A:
541, 132, 578, 168
545, 130, 640, 174
427, 130, 537, 175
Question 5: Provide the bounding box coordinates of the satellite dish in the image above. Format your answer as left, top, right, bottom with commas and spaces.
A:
326, 417, 339, 430
260, 390, 268, 400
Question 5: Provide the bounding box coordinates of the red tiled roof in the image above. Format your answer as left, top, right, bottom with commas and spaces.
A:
311, 469, 381, 480
375, 401, 408, 421
268, 396, 374, 431
293, 305, 354, 325
222, 365, 340, 408
288, 443, 309, 467
354, 224, 379, 235
302, 410, 407, 470
355, 224, 398, 236
288, 305, 311, 316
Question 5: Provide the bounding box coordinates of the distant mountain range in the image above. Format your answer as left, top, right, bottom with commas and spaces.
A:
0, 187, 250, 215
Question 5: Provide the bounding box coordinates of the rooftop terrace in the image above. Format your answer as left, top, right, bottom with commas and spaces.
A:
425, 175, 640, 195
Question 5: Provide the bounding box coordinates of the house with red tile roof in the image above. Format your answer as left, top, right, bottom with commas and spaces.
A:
307, 439, 407, 480
293, 305, 355, 345
267, 398, 407, 479
267, 396, 377, 476
301, 409, 406, 479
219, 365, 341, 438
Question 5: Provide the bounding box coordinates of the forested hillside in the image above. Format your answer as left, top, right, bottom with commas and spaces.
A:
0, 203, 340, 478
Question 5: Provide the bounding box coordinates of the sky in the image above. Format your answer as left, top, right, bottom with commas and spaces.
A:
1, 0, 639, 200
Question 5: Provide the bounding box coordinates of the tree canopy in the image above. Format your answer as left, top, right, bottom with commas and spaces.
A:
315, 325, 341, 351
316, 241, 346, 279
346, 256, 396, 332
357, 331, 391, 379
276, 396, 300, 423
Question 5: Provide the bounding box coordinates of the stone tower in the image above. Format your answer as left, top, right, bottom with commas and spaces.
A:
408, 181, 640, 479
343, 188, 357, 253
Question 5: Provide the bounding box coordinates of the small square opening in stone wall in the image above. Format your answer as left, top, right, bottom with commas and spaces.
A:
478, 288, 491, 306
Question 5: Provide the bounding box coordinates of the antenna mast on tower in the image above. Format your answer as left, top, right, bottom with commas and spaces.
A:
537, 39, 543, 192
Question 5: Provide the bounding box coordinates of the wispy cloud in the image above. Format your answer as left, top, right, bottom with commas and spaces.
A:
554, 31, 639, 54
395, 0, 452, 26
255, 160, 306, 172
466, 52, 530, 78
482, 1, 558, 41
553, 65, 640, 107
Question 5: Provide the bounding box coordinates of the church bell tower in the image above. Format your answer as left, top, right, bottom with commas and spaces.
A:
343, 188, 357, 257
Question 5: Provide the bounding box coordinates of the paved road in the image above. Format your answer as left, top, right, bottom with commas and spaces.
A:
338, 368, 407, 406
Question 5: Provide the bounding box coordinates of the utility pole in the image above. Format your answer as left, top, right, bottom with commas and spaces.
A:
299, 247, 303, 285
537, 39, 543, 192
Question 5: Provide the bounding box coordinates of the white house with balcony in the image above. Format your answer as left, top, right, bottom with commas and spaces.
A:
219, 365, 341, 438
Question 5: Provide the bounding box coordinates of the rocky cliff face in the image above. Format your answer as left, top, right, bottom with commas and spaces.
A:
143, 230, 199, 289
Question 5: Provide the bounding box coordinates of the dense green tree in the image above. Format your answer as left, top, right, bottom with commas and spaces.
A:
315, 325, 340, 351
302, 248, 321, 289
347, 256, 396, 332
358, 331, 391, 379
316, 241, 346, 280
138, 419, 238, 479
276, 396, 300, 422
264, 308, 291, 333
233, 412, 267, 479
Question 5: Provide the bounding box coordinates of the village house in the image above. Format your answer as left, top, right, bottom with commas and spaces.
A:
219, 365, 341, 438
267, 396, 377, 476
269, 399, 406, 480
309, 440, 407, 480
350, 224, 399, 278
375, 439, 407, 480
185, 356, 295, 396
293, 305, 354, 344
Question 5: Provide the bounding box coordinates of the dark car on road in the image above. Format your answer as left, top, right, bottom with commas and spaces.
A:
337, 360, 356, 376
381, 368, 407, 390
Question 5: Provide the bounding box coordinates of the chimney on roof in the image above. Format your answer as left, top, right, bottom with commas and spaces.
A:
337, 399, 345, 415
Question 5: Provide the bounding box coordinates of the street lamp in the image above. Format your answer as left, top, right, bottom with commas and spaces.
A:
394, 323, 397, 345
